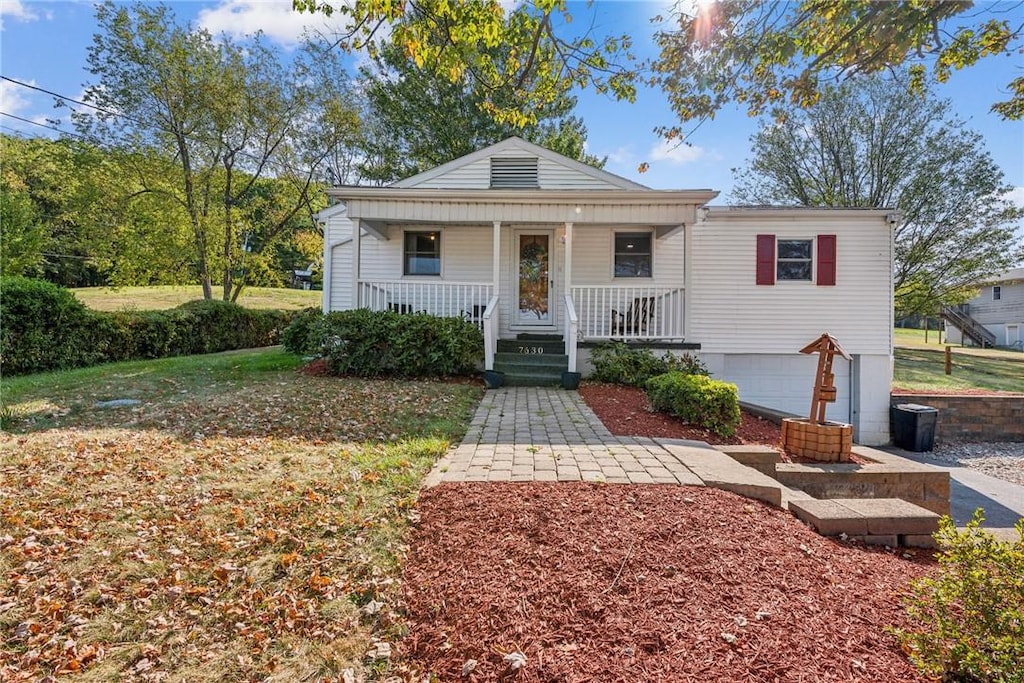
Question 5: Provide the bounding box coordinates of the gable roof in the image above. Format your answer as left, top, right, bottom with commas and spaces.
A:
391, 136, 649, 190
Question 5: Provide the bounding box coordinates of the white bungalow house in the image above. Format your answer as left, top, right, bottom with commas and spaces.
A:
943, 267, 1024, 349
318, 137, 896, 444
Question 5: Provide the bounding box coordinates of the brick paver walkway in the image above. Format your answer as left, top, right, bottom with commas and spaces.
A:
425, 387, 703, 486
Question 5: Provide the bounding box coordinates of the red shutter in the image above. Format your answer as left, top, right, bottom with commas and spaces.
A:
756, 234, 775, 285
817, 234, 836, 286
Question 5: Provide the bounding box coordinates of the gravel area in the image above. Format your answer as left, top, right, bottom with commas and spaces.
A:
917, 442, 1024, 487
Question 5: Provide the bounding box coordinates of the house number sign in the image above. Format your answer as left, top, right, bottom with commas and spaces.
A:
517, 346, 545, 354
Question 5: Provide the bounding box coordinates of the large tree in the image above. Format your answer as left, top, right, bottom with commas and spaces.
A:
732, 74, 1024, 317
77, 1, 358, 300
654, 0, 1023, 136
355, 35, 604, 185
295, 0, 1022, 143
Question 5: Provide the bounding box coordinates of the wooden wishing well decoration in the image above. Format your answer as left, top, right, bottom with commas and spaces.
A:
799, 333, 851, 424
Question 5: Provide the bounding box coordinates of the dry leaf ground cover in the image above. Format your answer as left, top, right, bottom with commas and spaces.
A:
0, 348, 482, 681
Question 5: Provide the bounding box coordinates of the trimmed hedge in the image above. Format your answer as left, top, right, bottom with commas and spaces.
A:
0, 277, 292, 375
591, 341, 708, 387
645, 371, 741, 437
284, 308, 483, 378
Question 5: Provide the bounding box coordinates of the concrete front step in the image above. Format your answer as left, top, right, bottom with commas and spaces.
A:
493, 351, 569, 368
789, 498, 941, 547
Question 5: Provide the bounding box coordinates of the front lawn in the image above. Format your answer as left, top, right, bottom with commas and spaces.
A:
0, 348, 482, 681
893, 346, 1024, 393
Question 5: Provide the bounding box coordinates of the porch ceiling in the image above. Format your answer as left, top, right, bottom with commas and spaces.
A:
332, 187, 719, 228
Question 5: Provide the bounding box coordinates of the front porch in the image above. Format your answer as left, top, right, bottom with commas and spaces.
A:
354, 279, 686, 375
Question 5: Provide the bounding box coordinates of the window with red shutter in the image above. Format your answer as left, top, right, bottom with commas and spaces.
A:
756, 234, 775, 285
817, 234, 836, 286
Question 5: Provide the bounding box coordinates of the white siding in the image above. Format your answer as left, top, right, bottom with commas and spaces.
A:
958, 279, 1024, 346
323, 212, 354, 312
409, 149, 635, 191
690, 215, 892, 355
701, 352, 852, 423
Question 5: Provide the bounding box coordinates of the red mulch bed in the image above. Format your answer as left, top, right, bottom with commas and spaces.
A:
578, 382, 781, 446
578, 382, 876, 465
400, 483, 934, 682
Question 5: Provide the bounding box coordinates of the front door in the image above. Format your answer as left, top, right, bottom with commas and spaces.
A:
515, 231, 553, 326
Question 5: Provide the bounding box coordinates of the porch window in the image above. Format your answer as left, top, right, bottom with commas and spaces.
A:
614, 232, 652, 278
404, 231, 441, 276
776, 239, 813, 281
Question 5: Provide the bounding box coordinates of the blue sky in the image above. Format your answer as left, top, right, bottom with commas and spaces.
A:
1, 0, 1022, 207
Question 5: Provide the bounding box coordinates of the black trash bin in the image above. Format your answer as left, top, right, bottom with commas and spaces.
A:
891, 403, 938, 452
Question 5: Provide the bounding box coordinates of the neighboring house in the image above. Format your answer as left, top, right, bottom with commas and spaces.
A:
291, 262, 316, 289
317, 137, 895, 444
943, 267, 1024, 348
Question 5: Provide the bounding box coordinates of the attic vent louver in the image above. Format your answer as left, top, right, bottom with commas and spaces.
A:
490, 156, 539, 188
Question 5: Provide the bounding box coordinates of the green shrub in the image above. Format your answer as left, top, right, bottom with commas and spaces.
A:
645, 371, 741, 437
317, 309, 482, 378
0, 276, 106, 374
0, 277, 292, 375
590, 341, 708, 386
896, 511, 1024, 683
282, 306, 324, 355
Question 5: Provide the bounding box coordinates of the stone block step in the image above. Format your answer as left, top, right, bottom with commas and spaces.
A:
789, 498, 940, 547
656, 438, 794, 508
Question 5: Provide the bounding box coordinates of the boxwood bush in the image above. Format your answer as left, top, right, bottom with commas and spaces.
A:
645, 371, 741, 437
281, 306, 324, 356
294, 308, 483, 378
0, 277, 292, 375
590, 341, 708, 386
0, 276, 107, 374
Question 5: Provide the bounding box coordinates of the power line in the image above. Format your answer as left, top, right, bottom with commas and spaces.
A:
0, 111, 86, 138
1, 75, 136, 124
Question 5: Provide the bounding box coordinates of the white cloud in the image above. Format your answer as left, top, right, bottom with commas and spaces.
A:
197, 0, 351, 48
604, 145, 636, 166
1005, 186, 1024, 208
1, 0, 38, 23
649, 138, 707, 165
0, 77, 35, 115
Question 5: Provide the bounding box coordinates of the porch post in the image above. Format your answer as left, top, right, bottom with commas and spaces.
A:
492, 221, 501, 294
563, 221, 573, 297
352, 218, 361, 309
683, 221, 692, 339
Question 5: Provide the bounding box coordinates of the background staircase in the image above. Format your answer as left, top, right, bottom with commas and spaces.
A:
493, 334, 568, 386
941, 305, 996, 348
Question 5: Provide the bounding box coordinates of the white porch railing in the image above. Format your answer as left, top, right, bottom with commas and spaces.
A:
482, 295, 500, 371
564, 294, 579, 372
358, 280, 493, 328
570, 285, 685, 340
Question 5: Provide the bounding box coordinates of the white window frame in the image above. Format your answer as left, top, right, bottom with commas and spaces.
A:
776, 238, 814, 282
612, 229, 654, 279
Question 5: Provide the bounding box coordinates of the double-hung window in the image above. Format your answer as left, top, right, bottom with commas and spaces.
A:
404, 231, 441, 276
776, 239, 813, 281
613, 232, 652, 278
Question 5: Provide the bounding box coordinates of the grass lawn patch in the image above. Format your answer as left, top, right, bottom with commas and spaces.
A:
1, 348, 482, 681
893, 346, 1024, 394
71, 286, 320, 312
